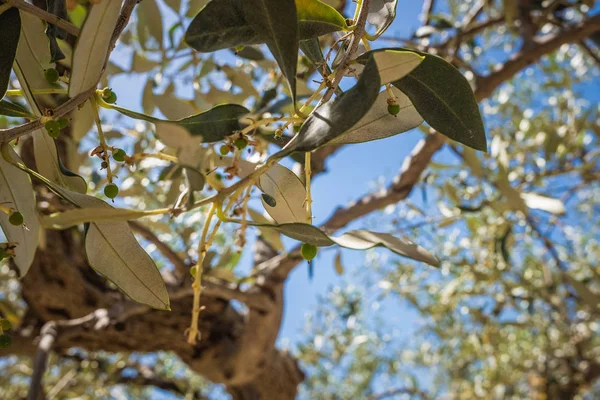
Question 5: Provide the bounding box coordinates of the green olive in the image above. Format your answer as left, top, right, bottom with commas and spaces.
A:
387, 103, 401, 116
104, 91, 117, 104
112, 148, 126, 162
104, 183, 119, 199
234, 137, 248, 150
219, 145, 230, 156
45, 68, 60, 84
301, 243, 318, 261
8, 211, 24, 226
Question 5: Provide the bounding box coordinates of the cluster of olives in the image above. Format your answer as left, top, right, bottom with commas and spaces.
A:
44, 116, 70, 138
219, 136, 249, 156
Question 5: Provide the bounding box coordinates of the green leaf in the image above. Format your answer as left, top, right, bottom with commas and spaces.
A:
69, 0, 123, 97
328, 86, 423, 145
389, 48, 487, 151
184, 0, 265, 52
0, 8, 21, 99
137, 0, 164, 49
44, 0, 68, 62
296, 0, 348, 39
280, 49, 423, 153
245, 0, 298, 103
0, 146, 39, 276
155, 104, 250, 143
183, 166, 205, 192
5, 152, 169, 310
14, 14, 87, 193
85, 222, 170, 310
246, 221, 440, 267
185, 0, 344, 53
367, 0, 398, 39
258, 164, 307, 223
0, 100, 35, 119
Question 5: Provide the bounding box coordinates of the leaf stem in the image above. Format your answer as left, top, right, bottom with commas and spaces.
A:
90, 97, 114, 183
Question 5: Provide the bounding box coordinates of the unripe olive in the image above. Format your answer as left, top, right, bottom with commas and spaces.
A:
0, 319, 11, 331
45, 120, 61, 138
112, 148, 126, 162
104, 91, 117, 104
57, 117, 70, 129
0, 334, 12, 349
9, 211, 24, 226
45, 68, 60, 84
0, 248, 6, 262
219, 145, 230, 156
189, 266, 197, 277
301, 243, 318, 261
234, 137, 248, 150
387, 103, 400, 116
104, 183, 119, 199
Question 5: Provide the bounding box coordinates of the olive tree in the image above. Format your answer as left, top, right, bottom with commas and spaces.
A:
0, 0, 598, 398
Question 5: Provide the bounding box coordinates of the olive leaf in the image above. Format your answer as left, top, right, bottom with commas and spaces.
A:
0, 146, 40, 277
185, 0, 346, 52
258, 164, 307, 223
296, 0, 348, 38
278, 49, 423, 154
44, 0, 68, 62
137, 0, 164, 49
0, 100, 35, 119
244, 0, 299, 104
328, 86, 423, 145
184, 0, 265, 52
367, 0, 398, 39
6, 151, 169, 310
14, 13, 87, 193
69, 0, 123, 97
380, 48, 487, 151
109, 103, 250, 144
0, 8, 21, 99
245, 221, 440, 267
